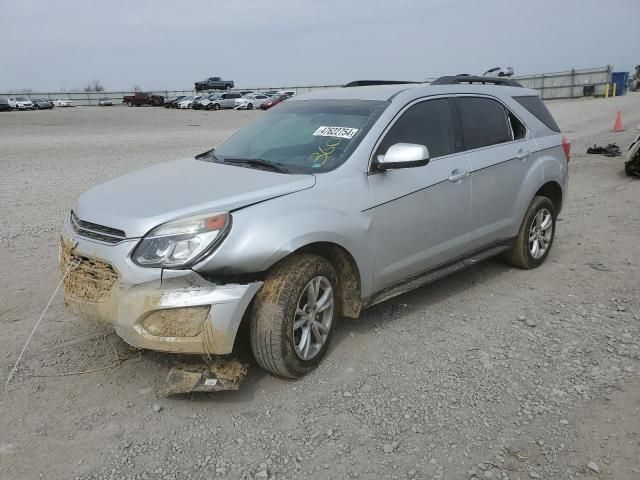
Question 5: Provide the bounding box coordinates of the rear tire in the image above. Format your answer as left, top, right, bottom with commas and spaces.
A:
504, 196, 556, 269
625, 162, 637, 177
250, 254, 338, 378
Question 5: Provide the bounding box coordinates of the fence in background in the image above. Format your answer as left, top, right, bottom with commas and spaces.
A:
514, 66, 612, 99
0, 66, 616, 106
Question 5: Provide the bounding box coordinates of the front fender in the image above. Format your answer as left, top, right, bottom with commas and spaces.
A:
193, 197, 374, 297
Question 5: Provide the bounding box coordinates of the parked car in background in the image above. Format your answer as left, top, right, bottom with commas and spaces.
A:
98, 97, 113, 106
194, 76, 235, 91
260, 94, 289, 110
176, 96, 194, 109
277, 90, 296, 98
483, 66, 515, 77
61, 77, 568, 379
122, 92, 164, 107
191, 95, 211, 110
53, 98, 74, 107
164, 96, 186, 108
8, 96, 35, 110
235, 93, 270, 110
0, 98, 12, 111
193, 93, 221, 110
177, 96, 204, 109
208, 92, 242, 110
31, 97, 54, 109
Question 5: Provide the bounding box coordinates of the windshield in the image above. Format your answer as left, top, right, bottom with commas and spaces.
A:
16, 97, 28, 101
208, 99, 387, 174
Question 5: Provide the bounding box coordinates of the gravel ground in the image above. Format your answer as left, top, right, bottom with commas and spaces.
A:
1, 97, 639, 480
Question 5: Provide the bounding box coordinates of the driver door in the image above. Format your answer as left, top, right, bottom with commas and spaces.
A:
365, 98, 472, 292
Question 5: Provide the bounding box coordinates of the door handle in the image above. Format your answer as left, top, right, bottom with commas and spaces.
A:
448, 170, 468, 182
516, 149, 530, 160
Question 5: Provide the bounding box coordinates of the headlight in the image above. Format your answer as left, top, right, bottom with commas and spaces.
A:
131, 212, 230, 268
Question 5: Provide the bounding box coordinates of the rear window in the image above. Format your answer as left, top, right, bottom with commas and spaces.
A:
454, 97, 512, 150
513, 95, 560, 132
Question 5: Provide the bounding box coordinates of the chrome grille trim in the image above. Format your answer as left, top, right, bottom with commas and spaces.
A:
70, 211, 127, 244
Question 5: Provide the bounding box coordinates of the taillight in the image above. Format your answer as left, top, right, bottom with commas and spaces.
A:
562, 135, 571, 163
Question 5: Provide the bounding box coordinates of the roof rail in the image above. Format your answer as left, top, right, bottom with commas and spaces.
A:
343, 80, 420, 88
430, 75, 523, 87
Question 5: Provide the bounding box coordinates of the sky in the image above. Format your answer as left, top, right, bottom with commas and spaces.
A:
1, 0, 638, 92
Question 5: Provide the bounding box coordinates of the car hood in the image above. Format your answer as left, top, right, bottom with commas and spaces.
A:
74, 158, 316, 238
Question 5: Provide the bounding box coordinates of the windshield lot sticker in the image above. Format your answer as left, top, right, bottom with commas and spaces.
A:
310, 138, 342, 167
313, 126, 359, 139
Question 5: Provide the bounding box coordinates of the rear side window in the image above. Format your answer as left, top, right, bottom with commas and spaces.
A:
376, 99, 456, 159
454, 97, 512, 150
513, 95, 560, 132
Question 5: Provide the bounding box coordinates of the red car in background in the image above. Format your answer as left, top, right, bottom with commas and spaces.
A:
260, 94, 289, 110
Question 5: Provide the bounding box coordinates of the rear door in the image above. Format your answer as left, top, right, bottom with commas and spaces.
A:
366, 97, 472, 291
453, 96, 541, 249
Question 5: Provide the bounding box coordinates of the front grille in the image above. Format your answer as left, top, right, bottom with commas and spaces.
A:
60, 240, 118, 303
70, 211, 126, 244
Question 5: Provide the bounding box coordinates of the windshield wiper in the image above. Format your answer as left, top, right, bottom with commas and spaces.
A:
222, 158, 290, 174
194, 147, 219, 161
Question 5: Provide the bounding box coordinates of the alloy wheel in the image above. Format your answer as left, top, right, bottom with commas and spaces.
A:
528, 208, 553, 259
293, 276, 334, 360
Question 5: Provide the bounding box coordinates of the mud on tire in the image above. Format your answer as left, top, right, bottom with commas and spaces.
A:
504, 195, 556, 269
250, 254, 338, 378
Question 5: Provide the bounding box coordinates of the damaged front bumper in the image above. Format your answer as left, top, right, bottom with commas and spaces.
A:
60, 220, 262, 355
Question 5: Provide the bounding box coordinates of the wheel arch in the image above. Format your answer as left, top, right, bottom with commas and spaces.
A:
535, 181, 563, 214
266, 242, 362, 319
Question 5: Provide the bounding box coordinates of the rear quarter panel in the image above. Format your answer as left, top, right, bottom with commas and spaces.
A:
502, 95, 567, 218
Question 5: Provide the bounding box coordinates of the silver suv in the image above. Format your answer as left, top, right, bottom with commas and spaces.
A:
61, 76, 570, 378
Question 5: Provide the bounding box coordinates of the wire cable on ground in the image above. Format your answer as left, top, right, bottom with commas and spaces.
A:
4, 259, 79, 390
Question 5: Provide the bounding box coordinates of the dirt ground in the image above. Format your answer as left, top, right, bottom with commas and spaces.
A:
1, 96, 639, 480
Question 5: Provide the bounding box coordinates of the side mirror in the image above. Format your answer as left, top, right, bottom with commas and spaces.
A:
376, 143, 430, 170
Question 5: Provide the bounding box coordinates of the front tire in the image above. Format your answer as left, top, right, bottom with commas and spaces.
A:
250, 254, 338, 378
505, 196, 556, 269
247, 103, 254, 110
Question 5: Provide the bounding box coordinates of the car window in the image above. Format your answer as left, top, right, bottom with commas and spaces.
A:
210, 99, 388, 174
513, 95, 561, 133
375, 98, 456, 159
508, 111, 527, 140
454, 97, 512, 150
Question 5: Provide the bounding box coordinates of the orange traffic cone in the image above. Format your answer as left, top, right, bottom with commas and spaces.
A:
612, 111, 625, 132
